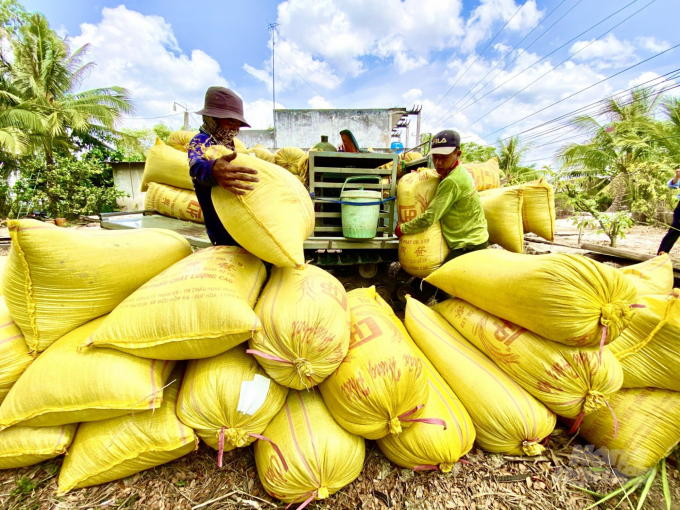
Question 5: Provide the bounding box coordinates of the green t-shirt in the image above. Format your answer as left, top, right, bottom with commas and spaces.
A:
400, 167, 489, 250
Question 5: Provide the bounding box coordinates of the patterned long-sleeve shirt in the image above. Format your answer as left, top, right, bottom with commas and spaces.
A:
188, 132, 240, 246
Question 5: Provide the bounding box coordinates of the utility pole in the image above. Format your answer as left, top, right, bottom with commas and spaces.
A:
173, 102, 189, 130
268, 22, 279, 148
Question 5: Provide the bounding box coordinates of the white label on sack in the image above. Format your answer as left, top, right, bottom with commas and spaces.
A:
237, 374, 271, 416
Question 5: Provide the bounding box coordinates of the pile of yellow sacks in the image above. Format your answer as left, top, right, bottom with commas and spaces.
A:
141, 131, 314, 226
1, 214, 679, 505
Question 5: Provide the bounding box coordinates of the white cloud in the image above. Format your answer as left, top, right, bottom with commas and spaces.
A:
463, 0, 544, 53
569, 33, 637, 69
69, 5, 231, 129
402, 88, 423, 105
635, 36, 671, 53
55, 24, 68, 38
243, 38, 344, 91
494, 43, 512, 55
243, 99, 285, 129
308, 95, 335, 108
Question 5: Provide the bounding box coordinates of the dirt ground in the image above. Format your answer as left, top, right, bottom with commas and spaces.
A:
550, 218, 680, 258
1, 425, 679, 510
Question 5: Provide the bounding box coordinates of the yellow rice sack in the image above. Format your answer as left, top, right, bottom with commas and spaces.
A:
0, 424, 76, 469
0, 298, 32, 405
208, 147, 315, 268
376, 300, 475, 471
461, 158, 500, 192
425, 251, 637, 347
251, 146, 277, 163
87, 246, 266, 360
248, 265, 350, 389
608, 291, 680, 391
140, 139, 193, 192
483, 179, 555, 241
3, 219, 191, 352
0, 256, 6, 295
619, 255, 674, 297
177, 344, 287, 465
479, 187, 524, 253
436, 298, 623, 420
319, 287, 428, 440
0, 317, 175, 430
167, 130, 198, 152
255, 389, 364, 507
397, 169, 450, 278
57, 366, 195, 493
275, 147, 306, 182
144, 182, 204, 223
578, 388, 680, 476
405, 297, 556, 455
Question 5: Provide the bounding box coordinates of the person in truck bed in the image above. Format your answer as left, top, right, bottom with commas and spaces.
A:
188, 86, 259, 246
395, 129, 489, 263
658, 166, 680, 255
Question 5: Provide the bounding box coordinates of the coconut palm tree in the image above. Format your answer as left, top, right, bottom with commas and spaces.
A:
4, 13, 134, 163
496, 136, 539, 184
558, 88, 661, 211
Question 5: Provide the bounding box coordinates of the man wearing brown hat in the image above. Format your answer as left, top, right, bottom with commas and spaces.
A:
188, 86, 259, 246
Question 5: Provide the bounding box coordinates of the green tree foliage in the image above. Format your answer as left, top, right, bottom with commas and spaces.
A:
12, 154, 126, 219
0, 6, 135, 218
460, 141, 496, 163
496, 136, 541, 184
117, 122, 177, 161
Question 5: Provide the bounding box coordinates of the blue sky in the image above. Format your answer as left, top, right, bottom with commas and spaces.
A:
21, 0, 680, 164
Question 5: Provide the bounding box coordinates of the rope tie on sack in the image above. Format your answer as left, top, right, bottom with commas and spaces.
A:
598, 301, 634, 361
522, 440, 545, 457
569, 394, 619, 438
583, 391, 607, 414
218, 427, 289, 470
388, 405, 447, 435
246, 350, 315, 387
286, 487, 329, 510
615, 292, 678, 361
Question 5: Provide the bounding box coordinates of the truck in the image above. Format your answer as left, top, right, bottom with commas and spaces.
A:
101, 150, 434, 308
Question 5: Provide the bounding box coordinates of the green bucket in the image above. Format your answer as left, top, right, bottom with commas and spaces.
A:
340, 176, 383, 239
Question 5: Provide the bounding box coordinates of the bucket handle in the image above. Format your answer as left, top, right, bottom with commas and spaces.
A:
341, 175, 384, 195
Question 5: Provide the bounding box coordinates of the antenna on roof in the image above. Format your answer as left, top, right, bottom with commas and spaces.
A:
268, 22, 280, 148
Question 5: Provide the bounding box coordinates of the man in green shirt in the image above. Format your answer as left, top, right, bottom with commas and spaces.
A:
395, 129, 489, 262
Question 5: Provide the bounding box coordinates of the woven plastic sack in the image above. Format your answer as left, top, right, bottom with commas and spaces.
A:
167, 130, 198, 152
208, 147, 315, 268
436, 298, 623, 420
57, 366, 194, 493
0, 298, 32, 405
248, 265, 350, 389
177, 344, 287, 466
255, 389, 364, 507
275, 147, 306, 182
0, 424, 76, 469
405, 297, 556, 455
251, 146, 277, 163
319, 287, 428, 440
461, 158, 500, 192
376, 299, 475, 471
140, 139, 193, 191
479, 187, 524, 253
426, 251, 637, 347
0, 317, 175, 430
397, 169, 450, 278
578, 388, 680, 476
145, 182, 204, 223
619, 255, 674, 297
0, 256, 6, 296
608, 291, 680, 391
3, 219, 191, 352
87, 246, 266, 360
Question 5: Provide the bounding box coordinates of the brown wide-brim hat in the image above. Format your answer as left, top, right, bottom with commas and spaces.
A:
195, 86, 251, 128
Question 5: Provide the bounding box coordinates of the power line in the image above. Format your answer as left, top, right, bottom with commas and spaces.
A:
460, 1, 665, 138
433, 0, 644, 131
422, 1, 526, 122
476, 52, 679, 142
509, 71, 680, 144
429, 0, 577, 129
